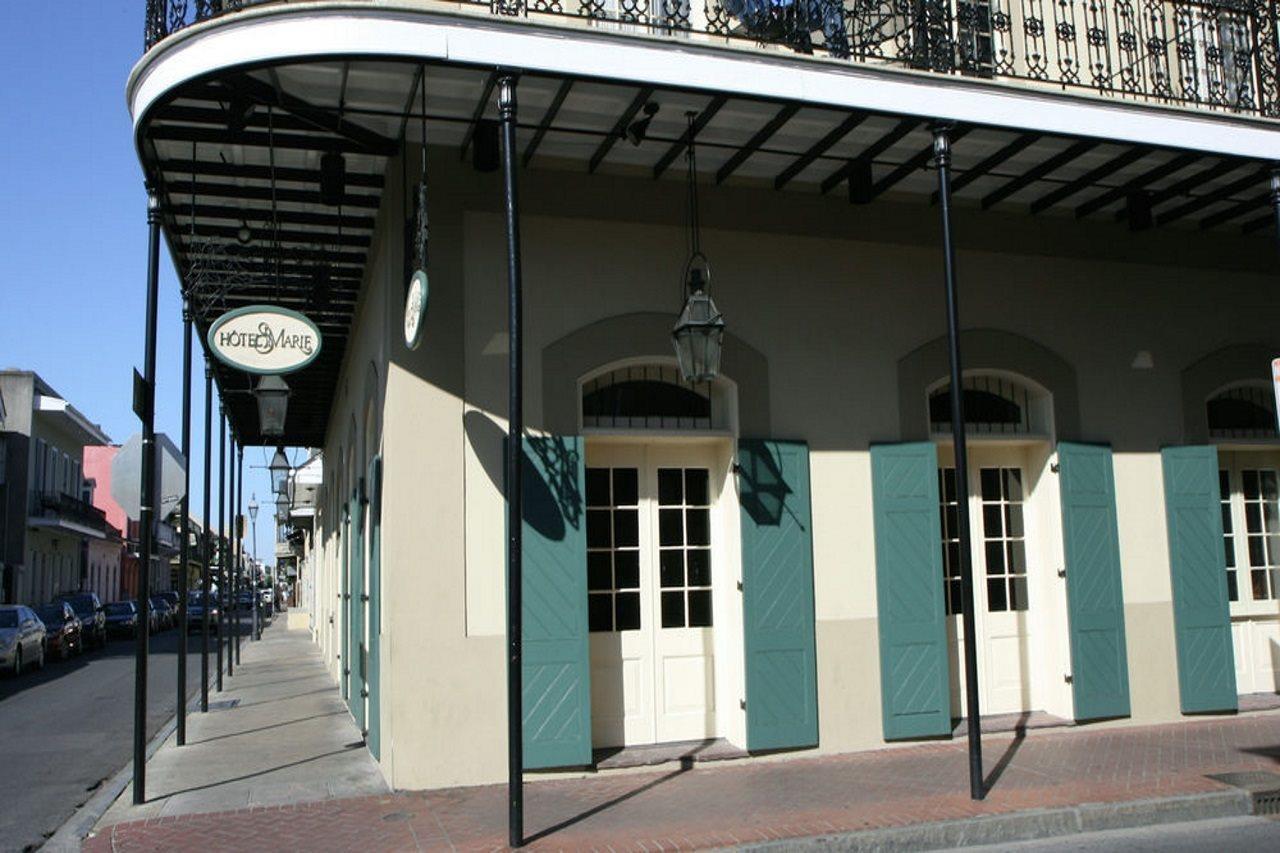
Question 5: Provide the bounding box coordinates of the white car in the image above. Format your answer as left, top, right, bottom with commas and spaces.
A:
0, 605, 47, 675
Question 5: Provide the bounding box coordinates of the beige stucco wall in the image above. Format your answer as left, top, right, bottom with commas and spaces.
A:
308, 143, 1280, 790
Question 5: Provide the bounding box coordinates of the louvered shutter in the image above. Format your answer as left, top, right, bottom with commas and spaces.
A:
1058, 442, 1131, 721
870, 442, 951, 740
520, 435, 592, 769
366, 455, 384, 757
738, 439, 818, 751
1161, 446, 1237, 713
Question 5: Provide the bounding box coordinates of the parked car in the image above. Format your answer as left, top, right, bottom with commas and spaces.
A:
0, 605, 46, 675
150, 595, 176, 631
231, 588, 253, 612
145, 599, 162, 634
36, 602, 83, 660
159, 590, 180, 610
55, 592, 106, 649
103, 601, 141, 638
185, 591, 219, 635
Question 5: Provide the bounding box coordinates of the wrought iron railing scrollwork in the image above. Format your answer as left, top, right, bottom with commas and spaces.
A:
144, 0, 1280, 118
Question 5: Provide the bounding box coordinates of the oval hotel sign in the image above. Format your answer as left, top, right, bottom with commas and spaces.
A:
207, 306, 322, 374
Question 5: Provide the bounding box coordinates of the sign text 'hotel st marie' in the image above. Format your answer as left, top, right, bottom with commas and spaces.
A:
207, 305, 322, 375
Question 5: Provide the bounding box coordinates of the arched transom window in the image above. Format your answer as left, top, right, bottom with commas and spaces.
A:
1207, 383, 1276, 440
581, 364, 722, 431
929, 374, 1049, 436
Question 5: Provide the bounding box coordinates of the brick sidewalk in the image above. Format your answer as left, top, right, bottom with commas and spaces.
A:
84, 712, 1280, 851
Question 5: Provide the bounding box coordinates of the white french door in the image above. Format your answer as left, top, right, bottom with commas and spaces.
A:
1217, 450, 1280, 695
585, 443, 718, 747
939, 446, 1036, 716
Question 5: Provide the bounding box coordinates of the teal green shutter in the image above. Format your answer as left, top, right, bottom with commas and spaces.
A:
350, 488, 365, 731
1161, 447, 1237, 713
1058, 442, 1131, 721
520, 435, 592, 769
870, 443, 951, 740
341, 505, 350, 702
738, 439, 818, 751
366, 455, 384, 756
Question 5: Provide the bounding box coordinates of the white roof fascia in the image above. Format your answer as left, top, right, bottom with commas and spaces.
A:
34, 395, 113, 446
129, 5, 1280, 161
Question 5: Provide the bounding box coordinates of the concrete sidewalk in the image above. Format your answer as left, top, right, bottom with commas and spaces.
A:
90, 618, 387, 832
82, 670, 1280, 853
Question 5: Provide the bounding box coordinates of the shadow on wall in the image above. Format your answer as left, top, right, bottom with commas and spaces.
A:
737, 440, 792, 527
462, 410, 582, 541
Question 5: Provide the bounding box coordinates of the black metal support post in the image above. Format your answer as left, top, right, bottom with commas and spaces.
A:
177, 298, 192, 745
216, 409, 225, 692
1270, 167, 1280, 254
933, 123, 985, 801
498, 71, 525, 849
235, 446, 243, 663
132, 187, 162, 805
228, 437, 236, 677
201, 364, 212, 712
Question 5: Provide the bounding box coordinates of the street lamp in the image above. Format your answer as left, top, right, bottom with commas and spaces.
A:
247, 494, 258, 561
247, 494, 260, 641
254, 374, 290, 438
268, 447, 290, 496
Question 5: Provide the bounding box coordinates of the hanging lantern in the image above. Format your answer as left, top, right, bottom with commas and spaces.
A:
671, 112, 725, 383
254, 374, 290, 439
672, 258, 724, 383
268, 447, 290, 496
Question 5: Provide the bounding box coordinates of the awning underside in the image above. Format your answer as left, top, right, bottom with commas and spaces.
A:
139, 58, 1278, 447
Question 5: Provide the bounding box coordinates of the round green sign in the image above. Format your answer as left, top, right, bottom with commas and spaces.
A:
404, 270, 429, 351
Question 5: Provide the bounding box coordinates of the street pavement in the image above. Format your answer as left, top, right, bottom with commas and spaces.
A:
0, 618, 247, 852
956, 815, 1280, 851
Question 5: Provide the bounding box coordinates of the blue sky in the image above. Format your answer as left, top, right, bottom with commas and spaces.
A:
0, 5, 284, 561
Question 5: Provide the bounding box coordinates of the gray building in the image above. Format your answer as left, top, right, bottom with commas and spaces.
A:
0, 370, 113, 604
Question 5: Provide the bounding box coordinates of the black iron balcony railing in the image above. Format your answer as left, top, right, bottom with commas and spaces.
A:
145, 1, 1279, 118
28, 490, 110, 533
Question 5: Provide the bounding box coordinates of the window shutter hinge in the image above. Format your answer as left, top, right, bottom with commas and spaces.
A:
739, 699, 746, 710
1050, 462, 1061, 474
361, 594, 370, 602
1064, 674, 1073, 684
736, 580, 743, 592
732, 463, 742, 474
1057, 568, 1066, 578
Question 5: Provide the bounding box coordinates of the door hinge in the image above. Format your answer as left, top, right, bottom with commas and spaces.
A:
739, 699, 746, 710
1064, 674, 1073, 684
1050, 462, 1061, 474
361, 689, 369, 698
1057, 567, 1067, 578
361, 594, 370, 602
732, 462, 742, 474
736, 580, 744, 592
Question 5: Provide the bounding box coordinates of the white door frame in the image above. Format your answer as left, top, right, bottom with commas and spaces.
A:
584, 434, 744, 748
936, 439, 1067, 718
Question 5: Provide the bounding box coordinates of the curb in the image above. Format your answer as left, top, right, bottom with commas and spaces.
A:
733, 789, 1253, 851
42, 665, 223, 852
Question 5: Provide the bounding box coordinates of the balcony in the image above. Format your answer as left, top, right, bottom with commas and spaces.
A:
28, 491, 110, 538
144, 0, 1279, 120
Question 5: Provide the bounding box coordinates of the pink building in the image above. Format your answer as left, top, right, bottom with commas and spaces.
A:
83, 446, 127, 602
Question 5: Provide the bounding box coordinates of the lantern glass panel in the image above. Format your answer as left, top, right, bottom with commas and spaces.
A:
671, 290, 724, 383
254, 375, 290, 438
